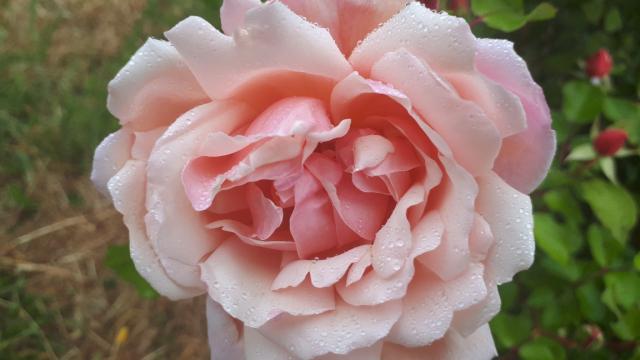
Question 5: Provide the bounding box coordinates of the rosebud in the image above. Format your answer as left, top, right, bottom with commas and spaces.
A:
419, 0, 439, 10
586, 49, 613, 78
593, 128, 628, 156
449, 0, 469, 12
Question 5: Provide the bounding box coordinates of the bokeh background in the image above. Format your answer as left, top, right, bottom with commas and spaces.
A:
1, 0, 639, 359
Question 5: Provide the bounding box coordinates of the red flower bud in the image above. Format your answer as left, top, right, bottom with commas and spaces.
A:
593, 128, 628, 156
449, 0, 469, 12
419, 0, 439, 10
586, 49, 613, 78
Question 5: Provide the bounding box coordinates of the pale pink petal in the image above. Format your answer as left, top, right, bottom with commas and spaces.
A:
353, 134, 395, 171
350, 3, 476, 75
107, 160, 195, 300
91, 129, 133, 198
476, 39, 556, 194
272, 245, 370, 290
305, 154, 390, 242
164, 2, 351, 100
418, 156, 477, 281
446, 73, 527, 138
451, 271, 500, 336
476, 172, 535, 284
317, 342, 383, 360
290, 171, 339, 258
246, 183, 283, 240
346, 250, 372, 286
206, 298, 244, 360
352, 171, 389, 195
370, 49, 501, 176
410, 211, 444, 257
380, 172, 412, 201
131, 127, 166, 161
372, 184, 424, 278
205, 220, 297, 252
336, 258, 414, 306
107, 39, 208, 131
281, 0, 408, 56
259, 299, 402, 359
366, 138, 421, 176
469, 214, 494, 262
220, 0, 261, 35
145, 101, 254, 288
244, 327, 294, 360
382, 325, 497, 360
246, 97, 332, 136
444, 263, 487, 312
200, 240, 335, 328
386, 268, 452, 347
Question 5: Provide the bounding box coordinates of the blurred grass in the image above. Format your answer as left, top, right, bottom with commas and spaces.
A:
0, 0, 220, 358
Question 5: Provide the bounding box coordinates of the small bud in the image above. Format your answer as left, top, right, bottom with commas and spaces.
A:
419, 0, 439, 10
449, 0, 469, 12
593, 128, 628, 156
586, 49, 613, 79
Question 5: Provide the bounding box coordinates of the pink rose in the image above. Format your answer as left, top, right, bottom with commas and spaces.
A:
92, 0, 555, 359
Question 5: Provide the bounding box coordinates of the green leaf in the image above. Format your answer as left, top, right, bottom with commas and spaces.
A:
533, 213, 572, 264
471, 0, 555, 32
105, 245, 159, 299
565, 143, 597, 161
543, 189, 585, 224
612, 309, 640, 341
577, 282, 606, 322
587, 224, 619, 267
491, 312, 532, 348
599, 157, 617, 184
604, 272, 640, 311
603, 97, 640, 121
519, 337, 566, 360
527, 3, 557, 22
581, 0, 604, 24
604, 7, 623, 33
562, 81, 604, 123
634, 253, 640, 271
580, 179, 637, 244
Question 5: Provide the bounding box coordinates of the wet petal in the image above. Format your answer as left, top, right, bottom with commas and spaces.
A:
220, 0, 261, 35
92, 129, 133, 198
207, 298, 244, 360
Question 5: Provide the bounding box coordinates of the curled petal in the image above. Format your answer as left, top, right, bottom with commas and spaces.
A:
220, 0, 261, 35
92, 129, 133, 198
207, 298, 244, 360
200, 240, 335, 328
107, 39, 207, 131
165, 2, 351, 100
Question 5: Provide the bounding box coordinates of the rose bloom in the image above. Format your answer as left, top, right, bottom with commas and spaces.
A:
92, 0, 555, 359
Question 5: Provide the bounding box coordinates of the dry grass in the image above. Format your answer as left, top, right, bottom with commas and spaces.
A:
1, 0, 213, 358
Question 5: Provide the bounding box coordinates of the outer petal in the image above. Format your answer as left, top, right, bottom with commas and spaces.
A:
107, 160, 195, 299
145, 101, 254, 289
91, 128, 133, 198
350, 2, 476, 75
281, 0, 409, 56
207, 298, 244, 360
244, 326, 294, 360
382, 325, 497, 360
165, 2, 351, 100
220, 0, 261, 35
107, 39, 208, 131
370, 50, 501, 176
259, 299, 402, 359
476, 39, 556, 194
200, 240, 335, 328
476, 171, 535, 284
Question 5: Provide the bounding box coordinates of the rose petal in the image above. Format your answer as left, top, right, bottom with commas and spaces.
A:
451, 270, 500, 337
381, 325, 497, 360
207, 298, 244, 360
145, 101, 253, 288
476, 171, 535, 284
370, 49, 501, 176
272, 245, 370, 290
131, 127, 166, 161
476, 39, 556, 194
220, 0, 261, 35
244, 326, 294, 360
246, 183, 284, 240
353, 134, 395, 171
418, 156, 477, 281
107, 160, 195, 299
259, 299, 402, 359
317, 342, 383, 360
205, 219, 297, 252
281, 0, 408, 56
107, 39, 208, 131
165, 2, 351, 100
350, 2, 476, 75
92, 129, 133, 198
201, 240, 335, 328
469, 214, 494, 262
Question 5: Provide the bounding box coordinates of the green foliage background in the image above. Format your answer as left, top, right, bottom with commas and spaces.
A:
1, 0, 639, 358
